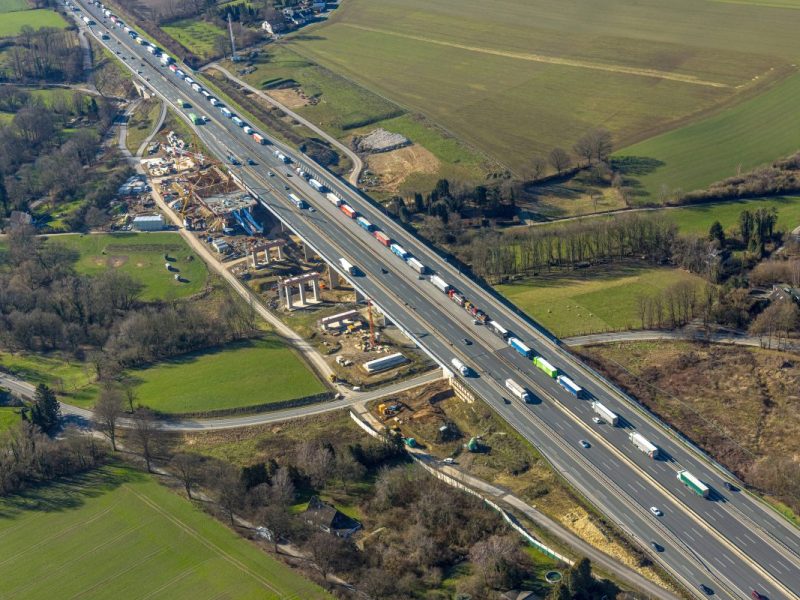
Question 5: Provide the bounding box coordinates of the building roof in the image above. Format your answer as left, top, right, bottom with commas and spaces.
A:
133, 215, 164, 222
304, 496, 361, 535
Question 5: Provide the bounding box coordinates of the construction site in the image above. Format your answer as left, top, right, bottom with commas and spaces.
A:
127, 123, 434, 391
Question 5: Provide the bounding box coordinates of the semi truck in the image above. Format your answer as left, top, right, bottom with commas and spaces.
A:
274, 151, 289, 163
220, 107, 232, 118
373, 231, 391, 247
390, 243, 408, 260
356, 216, 373, 232
326, 192, 342, 207
677, 470, 710, 498
430, 275, 451, 294
508, 337, 533, 359
309, 178, 325, 192
451, 358, 470, 377
487, 320, 509, 340
629, 432, 659, 459
591, 401, 618, 425
533, 356, 558, 378
406, 257, 426, 274
558, 375, 585, 399
505, 378, 531, 403
288, 193, 306, 209
340, 204, 356, 219
339, 258, 356, 275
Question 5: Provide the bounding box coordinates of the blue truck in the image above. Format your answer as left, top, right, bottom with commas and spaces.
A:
508, 337, 533, 359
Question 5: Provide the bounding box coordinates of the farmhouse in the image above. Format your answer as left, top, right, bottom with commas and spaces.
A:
304, 496, 362, 538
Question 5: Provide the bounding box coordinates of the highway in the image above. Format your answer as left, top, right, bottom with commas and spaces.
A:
69, 3, 800, 598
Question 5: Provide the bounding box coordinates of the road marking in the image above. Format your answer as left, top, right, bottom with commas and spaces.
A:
770, 562, 783, 574
683, 531, 695, 542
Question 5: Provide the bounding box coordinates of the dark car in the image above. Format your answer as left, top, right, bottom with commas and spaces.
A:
723, 481, 738, 492
650, 541, 663, 552
247, 158, 256, 166
462, 338, 472, 346
698, 584, 714, 596
380, 267, 388, 274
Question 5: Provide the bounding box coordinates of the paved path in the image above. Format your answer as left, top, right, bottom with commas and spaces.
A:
352, 404, 677, 600
203, 62, 364, 186
563, 328, 797, 351
136, 101, 167, 158
0, 370, 443, 431
117, 99, 140, 159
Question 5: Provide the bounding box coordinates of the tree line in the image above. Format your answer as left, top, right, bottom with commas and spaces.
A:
0, 26, 84, 83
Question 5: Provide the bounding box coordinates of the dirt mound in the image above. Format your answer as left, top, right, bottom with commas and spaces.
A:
267, 88, 310, 109
365, 144, 440, 192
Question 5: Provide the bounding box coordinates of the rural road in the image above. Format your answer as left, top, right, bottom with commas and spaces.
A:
0, 369, 443, 431
562, 327, 797, 350
203, 62, 364, 186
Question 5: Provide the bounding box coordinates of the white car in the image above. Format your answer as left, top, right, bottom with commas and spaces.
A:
443, 458, 455, 464
592, 416, 602, 424
650, 506, 663, 517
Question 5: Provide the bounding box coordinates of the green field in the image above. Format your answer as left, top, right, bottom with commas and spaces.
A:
288, 0, 800, 175
0, 407, 21, 432
52, 233, 209, 301
0, 465, 331, 599
0, 0, 28, 13
496, 264, 706, 337
659, 195, 800, 235
617, 72, 800, 197
125, 100, 162, 155
0, 9, 67, 36
162, 18, 227, 59
129, 337, 326, 414
0, 352, 94, 393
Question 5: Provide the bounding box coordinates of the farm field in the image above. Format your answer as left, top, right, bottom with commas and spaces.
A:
129, 337, 326, 414
496, 264, 706, 338
162, 18, 226, 59
51, 232, 209, 301
659, 195, 800, 236
0, 9, 67, 36
0, 0, 28, 13
617, 72, 800, 197
0, 465, 331, 600
289, 0, 800, 175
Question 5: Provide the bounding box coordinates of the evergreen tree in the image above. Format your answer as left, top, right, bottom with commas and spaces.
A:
709, 220, 725, 244
28, 383, 61, 435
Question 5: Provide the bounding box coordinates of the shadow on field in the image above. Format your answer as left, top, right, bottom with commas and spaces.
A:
0, 466, 145, 520
611, 156, 665, 177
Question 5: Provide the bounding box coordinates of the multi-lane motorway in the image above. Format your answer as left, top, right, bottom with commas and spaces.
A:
69, 3, 800, 597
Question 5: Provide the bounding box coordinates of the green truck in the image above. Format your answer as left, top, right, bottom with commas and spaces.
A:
677, 469, 710, 498
533, 356, 558, 378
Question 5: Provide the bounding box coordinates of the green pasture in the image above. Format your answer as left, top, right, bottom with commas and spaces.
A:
0, 407, 21, 433
162, 18, 226, 58
659, 196, 800, 236
617, 72, 800, 197
51, 233, 209, 301
287, 0, 800, 174
0, 0, 28, 13
0, 9, 66, 36
0, 352, 94, 394
496, 264, 706, 337
0, 465, 331, 599
129, 337, 326, 414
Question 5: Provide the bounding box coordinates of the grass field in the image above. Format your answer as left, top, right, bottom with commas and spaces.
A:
129, 337, 327, 414
617, 72, 800, 197
659, 195, 800, 235
288, 0, 800, 175
0, 352, 94, 393
0, 0, 28, 13
0, 465, 331, 599
0, 9, 66, 36
52, 233, 209, 301
162, 18, 226, 59
496, 264, 706, 337
125, 100, 162, 155
0, 407, 21, 433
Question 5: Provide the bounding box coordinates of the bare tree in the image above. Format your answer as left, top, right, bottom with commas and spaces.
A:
171, 452, 203, 498
259, 504, 292, 553
94, 386, 124, 451
469, 534, 530, 590
335, 452, 366, 493
269, 466, 295, 507
306, 532, 357, 580
529, 156, 547, 180
214, 464, 244, 524
131, 408, 158, 472
296, 442, 334, 489
548, 147, 572, 173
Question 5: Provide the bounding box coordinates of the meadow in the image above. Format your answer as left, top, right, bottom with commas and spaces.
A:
0, 407, 21, 433
51, 232, 209, 301
289, 0, 800, 175
0, 465, 331, 599
162, 18, 227, 59
128, 337, 327, 414
0, 0, 28, 13
496, 264, 706, 338
659, 195, 800, 236
617, 72, 800, 197
0, 9, 67, 36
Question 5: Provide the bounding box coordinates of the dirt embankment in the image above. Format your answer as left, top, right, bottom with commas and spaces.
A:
578, 341, 800, 513
364, 144, 440, 192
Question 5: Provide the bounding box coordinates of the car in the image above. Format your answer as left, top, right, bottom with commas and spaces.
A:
462, 338, 472, 346
723, 481, 738, 492
698, 584, 714, 596
443, 458, 455, 464
308, 207, 315, 213
380, 267, 388, 274
649, 506, 663, 517
592, 416, 603, 424
503, 397, 511, 405
579, 439, 590, 449
751, 590, 766, 600
285, 172, 292, 177
283, 184, 290, 190
472, 319, 480, 325
650, 541, 663, 552
268, 171, 275, 177
246, 158, 256, 165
